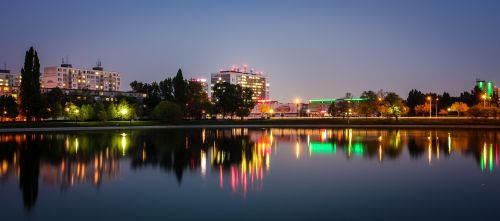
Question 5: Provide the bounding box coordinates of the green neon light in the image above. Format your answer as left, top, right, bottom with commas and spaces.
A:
487, 82, 493, 97
308, 98, 368, 103
309, 99, 336, 103
352, 143, 365, 156
344, 98, 368, 101
478, 81, 484, 90
310, 142, 334, 154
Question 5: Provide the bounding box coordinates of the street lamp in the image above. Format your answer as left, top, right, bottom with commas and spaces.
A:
427, 96, 432, 118
306, 109, 310, 117
481, 94, 487, 107
120, 108, 129, 121
435, 98, 439, 117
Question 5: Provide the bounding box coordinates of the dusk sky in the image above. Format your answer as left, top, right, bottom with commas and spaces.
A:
1, 0, 499, 102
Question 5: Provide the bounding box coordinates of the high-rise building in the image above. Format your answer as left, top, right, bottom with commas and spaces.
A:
0, 69, 21, 97
476, 79, 494, 98
210, 65, 269, 101
43, 61, 121, 91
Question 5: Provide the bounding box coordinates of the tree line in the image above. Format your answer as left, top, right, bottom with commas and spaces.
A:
130, 73, 256, 120
328, 87, 500, 119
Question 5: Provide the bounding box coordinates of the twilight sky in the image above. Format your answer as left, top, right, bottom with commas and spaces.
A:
1, 0, 499, 102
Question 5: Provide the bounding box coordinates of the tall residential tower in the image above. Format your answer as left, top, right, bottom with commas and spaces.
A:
210, 65, 269, 101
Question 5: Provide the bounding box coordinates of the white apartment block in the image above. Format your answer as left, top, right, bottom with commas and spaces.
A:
0, 69, 21, 97
43, 63, 121, 91
210, 65, 269, 101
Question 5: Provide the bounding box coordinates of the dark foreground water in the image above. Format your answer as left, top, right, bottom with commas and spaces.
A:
0, 128, 499, 221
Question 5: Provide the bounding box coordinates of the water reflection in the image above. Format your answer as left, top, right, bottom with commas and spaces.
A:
0, 128, 499, 212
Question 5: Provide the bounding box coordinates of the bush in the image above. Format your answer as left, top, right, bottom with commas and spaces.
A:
467, 106, 498, 118
467, 106, 482, 118
152, 101, 183, 123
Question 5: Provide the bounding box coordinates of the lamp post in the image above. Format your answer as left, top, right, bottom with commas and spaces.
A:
427, 96, 432, 118
74, 109, 79, 123
481, 94, 487, 107
435, 98, 439, 118
348, 108, 352, 124
306, 109, 310, 118
378, 97, 383, 117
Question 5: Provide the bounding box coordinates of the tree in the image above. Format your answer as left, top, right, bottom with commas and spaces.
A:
414, 103, 430, 117
116, 99, 134, 120
94, 102, 108, 121
459, 91, 475, 107
130, 81, 161, 116
50, 103, 64, 120
327, 102, 339, 117
107, 103, 119, 120
42, 87, 66, 120
359, 90, 379, 118
152, 101, 183, 122
337, 100, 349, 118
383, 92, 405, 120
186, 81, 211, 119
80, 104, 94, 121
440, 92, 453, 110
449, 102, 469, 117
173, 69, 188, 107
406, 89, 425, 116
212, 82, 239, 118
66, 103, 80, 121
0, 95, 19, 121
20, 47, 43, 121
159, 78, 174, 101
236, 87, 256, 120
471, 86, 483, 106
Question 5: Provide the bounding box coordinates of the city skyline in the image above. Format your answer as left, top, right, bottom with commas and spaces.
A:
1, 0, 500, 101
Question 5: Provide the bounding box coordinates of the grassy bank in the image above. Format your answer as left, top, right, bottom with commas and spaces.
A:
0, 117, 499, 129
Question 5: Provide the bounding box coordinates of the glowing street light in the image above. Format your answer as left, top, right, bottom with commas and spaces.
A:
435, 98, 439, 117
427, 96, 432, 118
120, 108, 129, 121
481, 94, 487, 107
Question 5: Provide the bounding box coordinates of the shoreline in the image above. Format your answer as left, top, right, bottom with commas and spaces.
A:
1, 124, 500, 133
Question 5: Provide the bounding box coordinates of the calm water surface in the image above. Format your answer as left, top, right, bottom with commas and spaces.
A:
0, 128, 499, 221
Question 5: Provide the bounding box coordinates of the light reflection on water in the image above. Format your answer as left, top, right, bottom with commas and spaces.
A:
0, 128, 499, 220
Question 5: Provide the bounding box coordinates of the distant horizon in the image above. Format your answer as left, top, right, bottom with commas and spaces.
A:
1, 0, 499, 102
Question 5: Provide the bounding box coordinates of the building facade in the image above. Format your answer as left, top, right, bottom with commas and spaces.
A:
210, 65, 269, 101
0, 69, 21, 97
43, 62, 121, 91
475, 79, 494, 99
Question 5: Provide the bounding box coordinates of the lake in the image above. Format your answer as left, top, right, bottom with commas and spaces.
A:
0, 128, 499, 221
